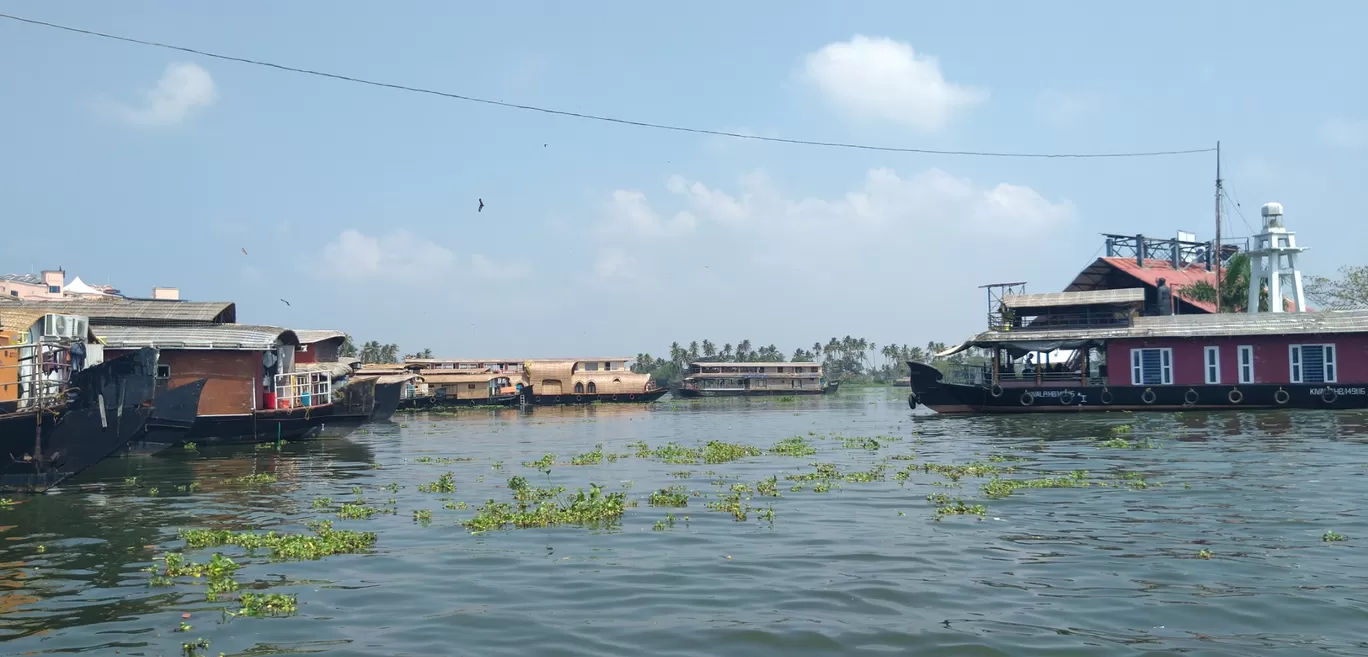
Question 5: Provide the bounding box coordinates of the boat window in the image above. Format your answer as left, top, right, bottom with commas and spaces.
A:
1130, 348, 1172, 386
587, 381, 597, 393
1290, 344, 1336, 384
1239, 346, 1255, 383
156, 364, 171, 379
574, 382, 585, 394
1204, 346, 1221, 384
468, 383, 476, 390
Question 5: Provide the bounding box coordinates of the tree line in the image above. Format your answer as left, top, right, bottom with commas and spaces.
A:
631, 336, 965, 387
1181, 258, 1368, 312
338, 335, 433, 364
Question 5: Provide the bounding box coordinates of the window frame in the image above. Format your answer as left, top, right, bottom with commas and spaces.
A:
1204, 346, 1221, 384
1238, 345, 1254, 384
155, 364, 171, 380
1289, 343, 1337, 384
1129, 347, 1174, 386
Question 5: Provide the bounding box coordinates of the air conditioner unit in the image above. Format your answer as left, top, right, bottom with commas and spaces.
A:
42, 314, 87, 341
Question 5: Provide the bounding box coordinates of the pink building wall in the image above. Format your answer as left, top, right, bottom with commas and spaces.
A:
1106, 333, 1368, 386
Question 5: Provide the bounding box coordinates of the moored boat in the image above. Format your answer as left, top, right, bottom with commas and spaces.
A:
1, 309, 162, 492
908, 202, 1366, 414
519, 358, 667, 404
676, 361, 837, 398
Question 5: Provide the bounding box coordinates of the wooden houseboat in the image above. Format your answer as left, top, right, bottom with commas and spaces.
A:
907, 202, 1363, 414
388, 359, 523, 407
0, 309, 168, 492
676, 361, 838, 398
98, 324, 349, 444
520, 358, 667, 404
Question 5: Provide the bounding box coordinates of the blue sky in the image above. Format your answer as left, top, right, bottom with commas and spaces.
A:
2, 2, 1364, 358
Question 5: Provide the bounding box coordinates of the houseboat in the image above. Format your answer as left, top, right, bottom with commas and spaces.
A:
676, 361, 838, 398
98, 324, 350, 444
520, 358, 668, 404
1, 310, 167, 492
907, 202, 1365, 414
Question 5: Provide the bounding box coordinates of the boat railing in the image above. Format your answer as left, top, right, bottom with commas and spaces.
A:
272, 371, 333, 409
0, 342, 77, 410
988, 311, 1134, 332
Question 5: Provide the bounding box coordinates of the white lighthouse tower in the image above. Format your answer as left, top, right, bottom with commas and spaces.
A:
1246, 201, 1307, 313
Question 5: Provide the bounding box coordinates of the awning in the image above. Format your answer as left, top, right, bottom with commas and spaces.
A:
935, 341, 973, 358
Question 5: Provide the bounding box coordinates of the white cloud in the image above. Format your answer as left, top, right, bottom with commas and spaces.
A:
1320, 118, 1368, 150
602, 189, 697, 239
1035, 89, 1102, 127
799, 35, 987, 132
593, 248, 638, 279
317, 229, 456, 280
472, 253, 531, 280
109, 62, 217, 126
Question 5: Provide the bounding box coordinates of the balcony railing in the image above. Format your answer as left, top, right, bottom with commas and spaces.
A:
272, 371, 333, 410
988, 311, 1134, 332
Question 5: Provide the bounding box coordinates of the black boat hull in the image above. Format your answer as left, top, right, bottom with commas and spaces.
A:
515, 387, 668, 405
0, 347, 159, 493
905, 361, 1368, 414
675, 387, 831, 398
140, 403, 343, 445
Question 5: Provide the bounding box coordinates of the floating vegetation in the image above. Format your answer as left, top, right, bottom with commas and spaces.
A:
418, 472, 456, 493
1117, 471, 1155, 489
757, 505, 775, 523
770, 436, 817, 457
628, 440, 651, 458
570, 444, 605, 465
148, 487, 159, 497
934, 500, 987, 518
463, 477, 628, 532
182, 637, 211, 656
668, 471, 694, 479
413, 456, 475, 464
649, 486, 689, 507
653, 513, 677, 531
1197, 549, 1213, 559
890, 453, 917, 461
1323, 531, 1347, 542
175, 481, 203, 493
844, 465, 887, 483
1099, 437, 1157, 449
179, 525, 377, 561
920, 462, 1009, 481
981, 471, 1090, 499
124, 476, 139, 486
177, 620, 192, 632
443, 501, 469, 510
229, 473, 278, 485
785, 463, 842, 483
413, 509, 433, 524
383, 482, 400, 493
756, 475, 779, 496
337, 502, 380, 520
0, 498, 18, 509
162, 552, 241, 579
237, 592, 298, 617
183, 442, 198, 452
492, 461, 505, 471
706, 492, 748, 521
1111, 424, 1133, 435
523, 454, 555, 469
635, 441, 763, 465
351, 486, 363, 495
926, 492, 953, 505
842, 436, 882, 450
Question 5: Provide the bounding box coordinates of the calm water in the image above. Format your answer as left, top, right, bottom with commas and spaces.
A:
3, 388, 1368, 656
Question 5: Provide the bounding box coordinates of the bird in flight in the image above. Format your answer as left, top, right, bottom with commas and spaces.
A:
241, 248, 248, 255
280, 299, 291, 306
478, 199, 485, 212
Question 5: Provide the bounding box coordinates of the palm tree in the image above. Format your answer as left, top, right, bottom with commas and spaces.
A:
721, 343, 733, 360
702, 339, 717, 358
1180, 253, 1264, 312
687, 341, 700, 362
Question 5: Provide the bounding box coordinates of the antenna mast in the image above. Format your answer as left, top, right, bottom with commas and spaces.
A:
1214, 141, 1222, 313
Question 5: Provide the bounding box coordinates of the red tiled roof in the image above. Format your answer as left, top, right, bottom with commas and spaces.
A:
1069, 257, 1220, 312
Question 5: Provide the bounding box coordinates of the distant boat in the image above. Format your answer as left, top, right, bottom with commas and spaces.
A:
675, 361, 839, 398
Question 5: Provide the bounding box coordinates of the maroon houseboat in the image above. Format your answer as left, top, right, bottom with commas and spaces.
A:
908, 202, 1367, 414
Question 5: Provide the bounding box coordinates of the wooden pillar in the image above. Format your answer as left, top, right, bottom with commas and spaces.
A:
992, 349, 1000, 385
1081, 349, 1089, 387
1035, 352, 1043, 386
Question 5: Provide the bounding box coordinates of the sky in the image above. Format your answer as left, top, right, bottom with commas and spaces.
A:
2, 2, 1365, 359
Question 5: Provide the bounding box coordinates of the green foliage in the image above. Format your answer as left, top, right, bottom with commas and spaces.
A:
632, 336, 965, 386
418, 472, 456, 493
463, 479, 629, 532
1307, 265, 1368, 309
648, 486, 689, 507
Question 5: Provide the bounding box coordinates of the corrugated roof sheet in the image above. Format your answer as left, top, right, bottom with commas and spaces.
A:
1067, 257, 1219, 312
297, 361, 354, 379
963, 309, 1368, 343
94, 324, 297, 350
1001, 288, 1146, 310
1, 273, 42, 285
15, 298, 235, 324
294, 329, 346, 344
0, 308, 99, 341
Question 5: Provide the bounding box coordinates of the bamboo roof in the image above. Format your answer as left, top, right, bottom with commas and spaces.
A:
94, 324, 298, 350
14, 298, 235, 324
1000, 288, 1145, 310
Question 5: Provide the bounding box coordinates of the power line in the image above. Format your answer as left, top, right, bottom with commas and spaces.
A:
1, 12, 1218, 159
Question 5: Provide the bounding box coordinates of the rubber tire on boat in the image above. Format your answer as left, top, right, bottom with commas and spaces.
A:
1141, 388, 1157, 404
1323, 388, 1338, 404
1274, 388, 1290, 405
907, 393, 919, 410
1060, 390, 1076, 405
1228, 389, 1243, 404
1020, 391, 1034, 406
1184, 389, 1199, 405
629, 394, 635, 401
576, 395, 584, 403
1100, 389, 1113, 405
990, 384, 1004, 398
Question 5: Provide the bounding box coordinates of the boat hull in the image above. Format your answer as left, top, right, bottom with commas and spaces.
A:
515, 387, 668, 405
0, 347, 159, 493
370, 380, 404, 421
675, 387, 828, 398
906, 362, 1368, 414
140, 404, 343, 445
